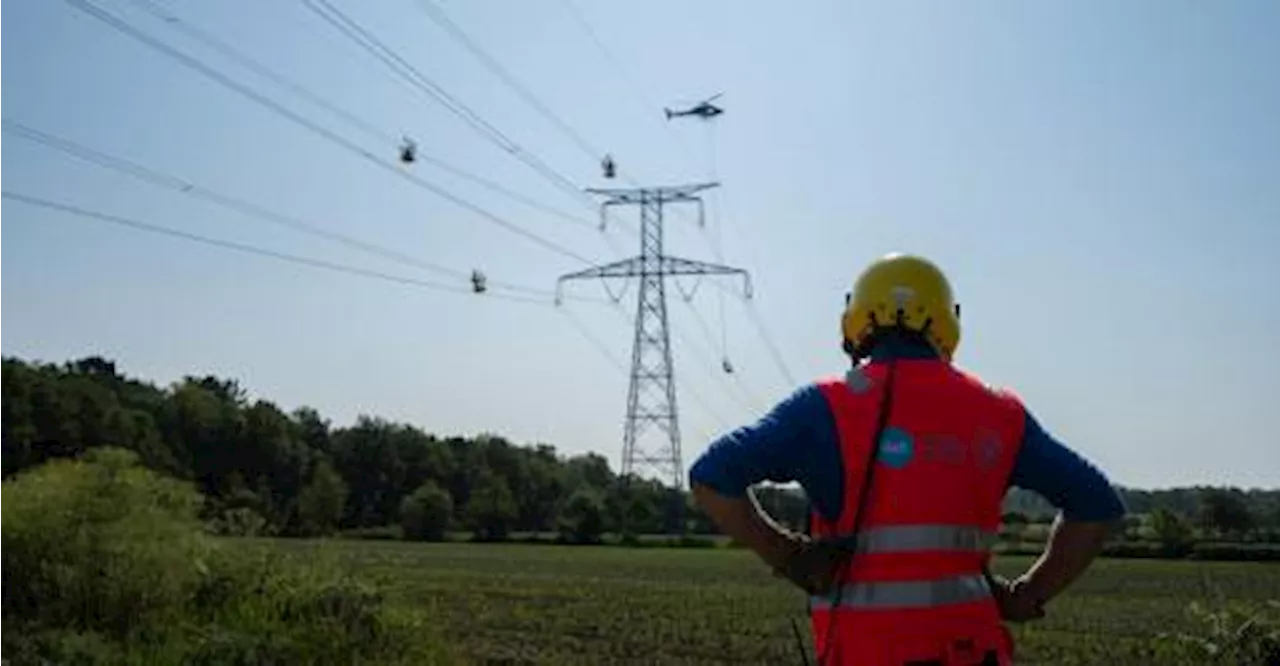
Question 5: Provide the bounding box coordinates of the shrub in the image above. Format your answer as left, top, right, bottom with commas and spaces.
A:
1155, 599, 1280, 665
993, 542, 1044, 557
175, 548, 455, 665
1190, 543, 1280, 562
2, 447, 211, 636
1, 448, 456, 665
400, 481, 453, 542
1102, 540, 1194, 559
208, 506, 274, 537
670, 535, 718, 549
340, 524, 405, 541
295, 459, 349, 537
1150, 507, 1194, 547
557, 488, 607, 544
464, 470, 518, 541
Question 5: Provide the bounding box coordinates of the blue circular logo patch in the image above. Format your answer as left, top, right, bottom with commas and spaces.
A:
877, 427, 914, 469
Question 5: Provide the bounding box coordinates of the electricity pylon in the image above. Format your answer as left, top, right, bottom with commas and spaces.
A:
557, 183, 752, 489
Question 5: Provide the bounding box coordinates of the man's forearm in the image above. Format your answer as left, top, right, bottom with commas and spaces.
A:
1018, 513, 1117, 605
692, 483, 799, 569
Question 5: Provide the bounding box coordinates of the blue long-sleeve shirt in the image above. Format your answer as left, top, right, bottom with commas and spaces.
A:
688, 340, 1126, 525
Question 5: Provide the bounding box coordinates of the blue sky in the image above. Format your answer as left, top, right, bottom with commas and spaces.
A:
4, 0, 1278, 489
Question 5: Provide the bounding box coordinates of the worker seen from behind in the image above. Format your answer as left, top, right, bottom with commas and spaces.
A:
689, 253, 1126, 665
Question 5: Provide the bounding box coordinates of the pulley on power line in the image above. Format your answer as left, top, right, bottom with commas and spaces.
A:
399, 137, 417, 164
470, 270, 487, 294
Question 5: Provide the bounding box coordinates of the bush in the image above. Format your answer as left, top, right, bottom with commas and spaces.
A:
1150, 507, 1194, 548
1, 448, 456, 665
2, 447, 211, 636
1155, 599, 1280, 665
993, 542, 1044, 557
662, 535, 718, 548
295, 459, 349, 537
208, 506, 275, 537
400, 481, 453, 542
464, 470, 518, 541
174, 548, 455, 665
557, 488, 607, 544
997, 539, 1280, 561
340, 524, 405, 541
1190, 542, 1280, 562
1102, 540, 1194, 559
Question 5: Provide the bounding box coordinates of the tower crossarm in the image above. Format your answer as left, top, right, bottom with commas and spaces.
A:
658, 256, 753, 298
555, 256, 751, 303
557, 257, 645, 282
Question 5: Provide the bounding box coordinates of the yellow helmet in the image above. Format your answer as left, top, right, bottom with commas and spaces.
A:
841, 253, 961, 360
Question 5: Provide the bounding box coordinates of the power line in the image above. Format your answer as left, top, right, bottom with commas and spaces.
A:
410, 0, 603, 162
549, 0, 721, 241
604, 298, 732, 435
409, 0, 647, 192
126, 0, 391, 145
702, 121, 727, 263
564, 305, 727, 448
60, 0, 599, 266
669, 274, 766, 411
3, 190, 551, 305
3, 118, 605, 303
669, 311, 762, 416
560, 307, 628, 375
564, 1, 731, 315
675, 296, 766, 412
303, 0, 599, 212
568, 298, 732, 435
120, 0, 595, 230
3, 119, 462, 279
702, 276, 797, 389
419, 0, 752, 427
700, 117, 734, 381
744, 298, 799, 388
556, 0, 694, 163
399, 0, 650, 251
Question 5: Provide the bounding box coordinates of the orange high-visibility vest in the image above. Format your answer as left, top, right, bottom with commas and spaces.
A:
809, 359, 1026, 666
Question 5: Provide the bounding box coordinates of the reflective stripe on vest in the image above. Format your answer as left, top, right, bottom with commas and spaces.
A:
810, 573, 992, 610
853, 524, 997, 554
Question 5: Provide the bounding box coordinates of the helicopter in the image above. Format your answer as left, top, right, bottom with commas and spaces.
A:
664, 93, 724, 121
601, 153, 616, 179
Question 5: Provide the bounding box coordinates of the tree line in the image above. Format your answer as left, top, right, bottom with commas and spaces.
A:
4, 356, 1278, 544
2, 356, 705, 541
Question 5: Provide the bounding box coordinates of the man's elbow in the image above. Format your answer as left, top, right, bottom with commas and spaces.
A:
1059, 489, 1128, 536
689, 477, 745, 511
687, 455, 749, 502
690, 482, 719, 510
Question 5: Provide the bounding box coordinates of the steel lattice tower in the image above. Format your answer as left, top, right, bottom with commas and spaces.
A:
557, 183, 751, 489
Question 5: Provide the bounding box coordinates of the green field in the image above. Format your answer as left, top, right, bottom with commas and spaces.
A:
264, 539, 1280, 665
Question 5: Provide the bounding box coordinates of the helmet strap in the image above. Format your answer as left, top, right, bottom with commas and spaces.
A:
845, 311, 940, 364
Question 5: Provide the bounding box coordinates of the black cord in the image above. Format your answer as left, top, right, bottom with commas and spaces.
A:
790, 616, 812, 666
815, 357, 899, 666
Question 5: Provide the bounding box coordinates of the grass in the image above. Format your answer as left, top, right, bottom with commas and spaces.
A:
256, 538, 1280, 665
